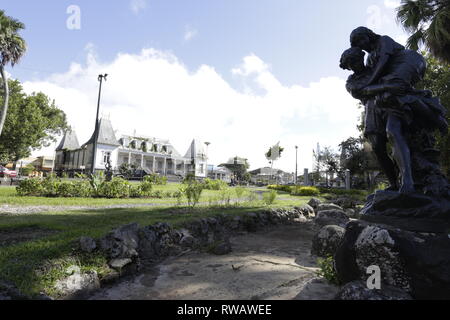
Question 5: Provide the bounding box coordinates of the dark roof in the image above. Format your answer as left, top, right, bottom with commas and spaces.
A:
56, 130, 80, 151
83, 118, 120, 147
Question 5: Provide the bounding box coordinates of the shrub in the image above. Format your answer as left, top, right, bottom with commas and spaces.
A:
71, 180, 93, 197
181, 179, 204, 208
147, 173, 167, 185
16, 178, 44, 196
129, 185, 143, 198
218, 188, 232, 207
316, 256, 340, 285
173, 190, 184, 205
57, 181, 77, 198
291, 186, 320, 196
267, 185, 293, 193
99, 177, 130, 198
262, 190, 277, 205
203, 178, 228, 190
151, 190, 163, 199
41, 174, 61, 197
140, 176, 154, 196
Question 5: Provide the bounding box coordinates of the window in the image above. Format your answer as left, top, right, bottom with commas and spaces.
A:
102, 152, 111, 164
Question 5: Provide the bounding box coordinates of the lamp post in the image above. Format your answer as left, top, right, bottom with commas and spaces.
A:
91, 74, 108, 174
295, 146, 298, 185
204, 142, 210, 178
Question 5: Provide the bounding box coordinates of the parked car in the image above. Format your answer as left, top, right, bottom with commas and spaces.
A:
0, 165, 17, 178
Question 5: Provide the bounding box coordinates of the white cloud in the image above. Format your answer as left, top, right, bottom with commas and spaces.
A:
130, 0, 147, 15
366, 5, 391, 31
384, 0, 401, 9
183, 25, 198, 43
24, 48, 360, 172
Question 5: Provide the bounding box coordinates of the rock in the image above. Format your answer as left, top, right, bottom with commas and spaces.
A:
109, 258, 132, 270
345, 208, 358, 219
308, 198, 321, 209
315, 209, 350, 228
336, 281, 412, 300
179, 229, 196, 248
335, 219, 450, 299
295, 205, 315, 218
138, 226, 158, 259
99, 223, 139, 260
55, 268, 100, 298
311, 225, 345, 257
79, 236, 97, 253
317, 203, 344, 212
333, 197, 359, 209
210, 239, 232, 255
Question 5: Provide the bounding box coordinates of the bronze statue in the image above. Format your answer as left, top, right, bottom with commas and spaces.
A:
341, 27, 448, 195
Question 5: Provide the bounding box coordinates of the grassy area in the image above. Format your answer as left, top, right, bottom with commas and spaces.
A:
0, 184, 317, 298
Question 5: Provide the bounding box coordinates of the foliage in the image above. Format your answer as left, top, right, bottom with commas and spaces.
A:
203, 178, 228, 190
118, 163, 137, 180
267, 185, 293, 193
0, 80, 68, 163
16, 178, 43, 196
147, 173, 167, 185
417, 53, 450, 177
397, 0, 450, 64
262, 190, 277, 205
99, 177, 131, 199
140, 175, 154, 196
316, 256, 340, 285
291, 186, 320, 197
265, 145, 284, 160
19, 164, 35, 177
180, 178, 204, 208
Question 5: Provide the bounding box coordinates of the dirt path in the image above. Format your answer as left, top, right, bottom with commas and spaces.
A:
90, 223, 339, 300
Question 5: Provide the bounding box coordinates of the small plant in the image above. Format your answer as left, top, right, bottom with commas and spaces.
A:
16, 178, 44, 196
99, 177, 130, 198
218, 188, 232, 207
173, 190, 184, 205
291, 186, 320, 196
140, 176, 154, 196
262, 190, 277, 205
316, 256, 340, 285
181, 178, 204, 208
203, 178, 228, 190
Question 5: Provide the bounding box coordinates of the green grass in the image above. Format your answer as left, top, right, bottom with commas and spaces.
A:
0, 184, 316, 298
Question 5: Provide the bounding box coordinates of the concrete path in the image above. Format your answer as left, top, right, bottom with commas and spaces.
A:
91, 223, 339, 300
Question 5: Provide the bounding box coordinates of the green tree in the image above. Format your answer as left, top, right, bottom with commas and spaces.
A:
417, 53, 450, 176
0, 10, 27, 136
0, 80, 68, 165
397, 0, 450, 63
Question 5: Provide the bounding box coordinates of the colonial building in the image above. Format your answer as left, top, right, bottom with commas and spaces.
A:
249, 167, 294, 185
54, 118, 208, 178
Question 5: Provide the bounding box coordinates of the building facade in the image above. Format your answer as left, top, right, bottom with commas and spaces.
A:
54, 118, 209, 178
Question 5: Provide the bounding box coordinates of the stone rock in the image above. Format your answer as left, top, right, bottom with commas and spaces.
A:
138, 226, 158, 259
345, 208, 358, 219
336, 281, 412, 300
109, 258, 132, 270
210, 239, 232, 255
99, 223, 139, 259
335, 219, 450, 300
308, 198, 321, 209
315, 209, 350, 228
317, 203, 344, 212
79, 236, 97, 253
333, 197, 359, 209
311, 225, 345, 257
179, 229, 196, 248
55, 268, 100, 298
295, 205, 315, 218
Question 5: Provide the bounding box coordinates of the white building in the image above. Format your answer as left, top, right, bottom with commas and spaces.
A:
54, 118, 208, 178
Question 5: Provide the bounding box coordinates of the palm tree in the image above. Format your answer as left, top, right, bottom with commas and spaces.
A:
0, 10, 26, 136
397, 0, 450, 64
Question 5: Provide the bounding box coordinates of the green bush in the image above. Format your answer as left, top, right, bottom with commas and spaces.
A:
98, 177, 131, 198
203, 178, 228, 190
181, 179, 204, 208
57, 181, 77, 198
70, 180, 93, 197
262, 190, 277, 205
147, 173, 167, 185
41, 174, 61, 197
267, 185, 293, 193
316, 256, 340, 285
140, 176, 154, 196
129, 185, 143, 198
291, 186, 320, 196
16, 178, 44, 196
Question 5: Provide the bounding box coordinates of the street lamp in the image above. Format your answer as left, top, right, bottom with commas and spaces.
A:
204, 142, 211, 178
91, 74, 108, 174
295, 146, 298, 185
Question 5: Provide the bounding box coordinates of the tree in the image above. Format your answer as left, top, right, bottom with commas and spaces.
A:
417, 53, 450, 177
0, 10, 27, 136
0, 80, 68, 165
397, 0, 450, 64
219, 156, 250, 184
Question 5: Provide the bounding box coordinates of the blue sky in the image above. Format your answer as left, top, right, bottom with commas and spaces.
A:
2, 0, 407, 171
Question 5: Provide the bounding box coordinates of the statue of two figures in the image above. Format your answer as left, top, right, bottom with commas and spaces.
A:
340, 27, 450, 231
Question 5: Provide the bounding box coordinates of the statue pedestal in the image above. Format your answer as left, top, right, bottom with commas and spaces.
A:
334, 190, 450, 300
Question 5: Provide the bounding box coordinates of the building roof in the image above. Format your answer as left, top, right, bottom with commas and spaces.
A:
83, 118, 120, 147
249, 167, 286, 176
56, 130, 80, 151
184, 139, 207, 159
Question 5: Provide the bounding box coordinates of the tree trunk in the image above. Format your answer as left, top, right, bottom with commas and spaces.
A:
0, 65, 9, 137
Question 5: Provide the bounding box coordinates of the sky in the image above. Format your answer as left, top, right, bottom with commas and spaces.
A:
2, 0, 408, 173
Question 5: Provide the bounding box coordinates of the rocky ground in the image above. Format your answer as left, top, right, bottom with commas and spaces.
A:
90, 223, 339, 300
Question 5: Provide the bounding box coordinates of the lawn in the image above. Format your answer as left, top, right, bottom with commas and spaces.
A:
0, 184, 316, 298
